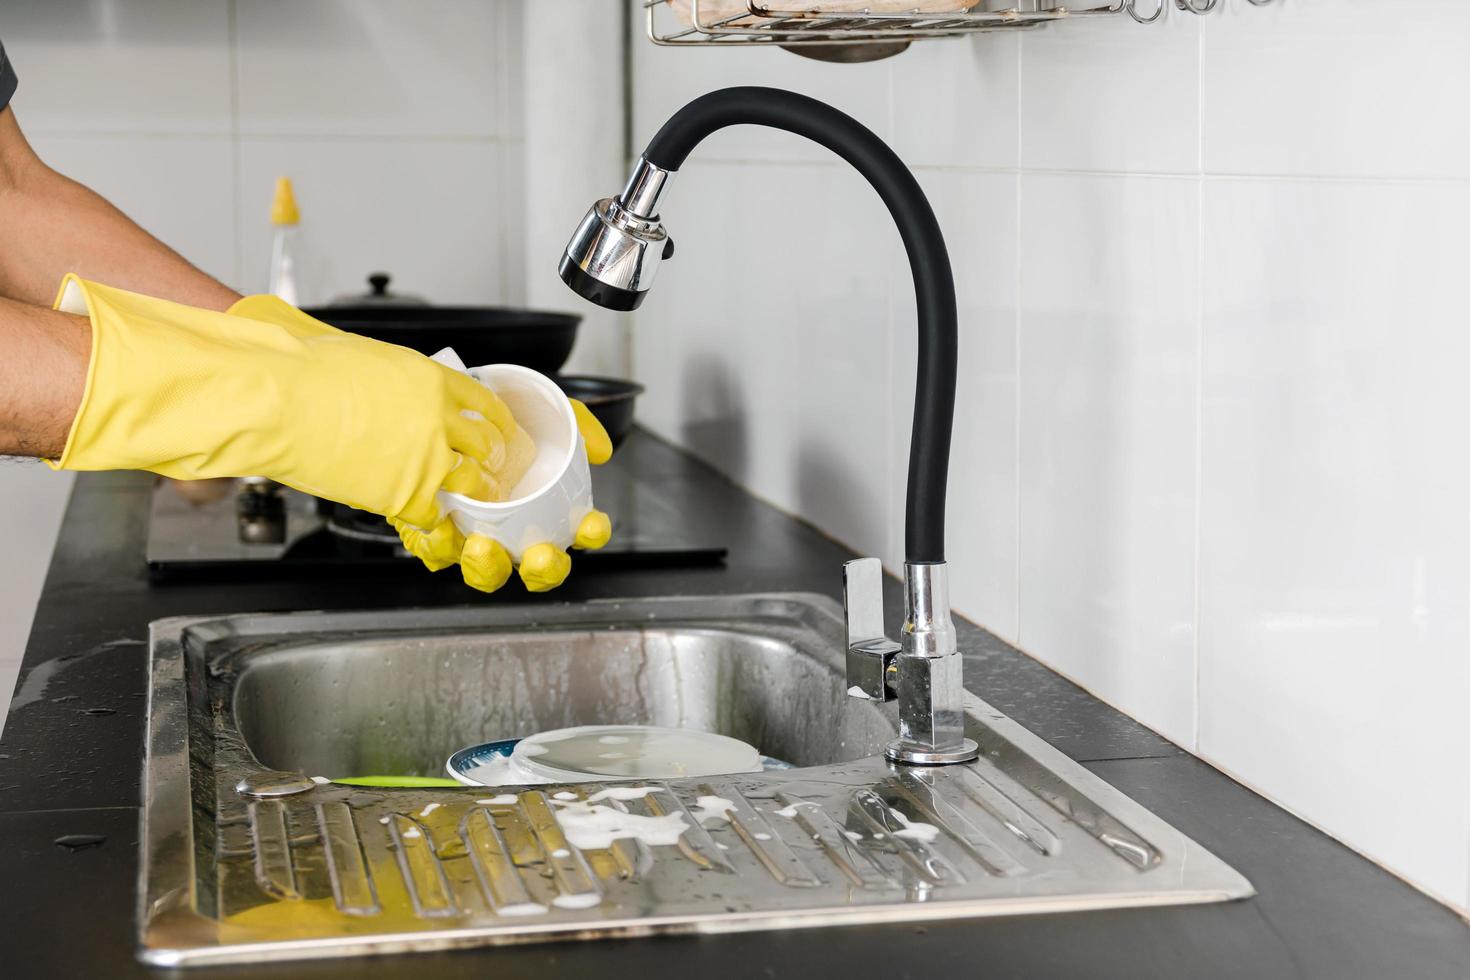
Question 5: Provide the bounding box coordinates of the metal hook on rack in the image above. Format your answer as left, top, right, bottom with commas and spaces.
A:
1174, 0, 1220, 12
1123, 0, 1166, 24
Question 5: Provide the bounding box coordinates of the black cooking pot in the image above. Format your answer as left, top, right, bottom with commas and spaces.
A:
307, 306, 581, 375
305, 275, 581, 374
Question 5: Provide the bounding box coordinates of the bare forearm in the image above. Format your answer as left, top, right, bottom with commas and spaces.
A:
0, 107, 240, 311
0, 297, 89, 458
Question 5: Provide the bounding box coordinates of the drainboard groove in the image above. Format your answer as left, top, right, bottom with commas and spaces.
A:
772, 792, 896, 890
522, 792, 603, 909
461, 807, 545, 916
952, 763, 1062, 858
849, 789, 963, 888
388, 814, 459, 918
892, 773, 1028, 878
643, 787, 735, 874
698, 781, 822, 888
315, 802, 380, 916
597, 800, 654, 881
963, 756, 1160, 870
248, 800, 299, 900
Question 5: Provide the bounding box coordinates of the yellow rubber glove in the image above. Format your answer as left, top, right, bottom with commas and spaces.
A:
227, 293, 615, 593
52, 275, 530, 536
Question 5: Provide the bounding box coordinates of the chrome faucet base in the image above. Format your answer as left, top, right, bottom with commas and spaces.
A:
845, 559, 978, 766
885, 737, 981, 766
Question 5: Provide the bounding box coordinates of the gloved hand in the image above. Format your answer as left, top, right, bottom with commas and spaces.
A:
52, 276, 533, 534
226, 293, 614, 592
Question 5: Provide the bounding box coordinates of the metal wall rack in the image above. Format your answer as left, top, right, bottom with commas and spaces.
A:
647, 0, 1279, 50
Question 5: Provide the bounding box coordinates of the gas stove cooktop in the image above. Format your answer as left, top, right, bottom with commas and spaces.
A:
145, 435, 727, 581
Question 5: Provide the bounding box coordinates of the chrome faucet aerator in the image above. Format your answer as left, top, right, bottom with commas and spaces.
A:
559, 87, 978, 765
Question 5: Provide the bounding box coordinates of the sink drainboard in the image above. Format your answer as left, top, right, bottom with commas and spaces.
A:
139, 595, 1252, 966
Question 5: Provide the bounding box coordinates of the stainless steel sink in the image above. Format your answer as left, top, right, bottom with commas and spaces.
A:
140, 594, 1252, 967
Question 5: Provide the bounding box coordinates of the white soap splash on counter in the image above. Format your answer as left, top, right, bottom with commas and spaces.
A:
846, 685, 873, 700
477, 795, 519, 806
890, 810, 940, 843
584, 786, 659, 803
551, 893, 603, 910
549, 798, 689, 851
498, 902, 549, 917
691, 795, 738, 825
419, 803, 441, 816
773, 801, 821, 819
552, 791, 579, 802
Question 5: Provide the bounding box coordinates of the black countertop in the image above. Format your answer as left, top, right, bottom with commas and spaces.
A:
2, 431, 1465, 978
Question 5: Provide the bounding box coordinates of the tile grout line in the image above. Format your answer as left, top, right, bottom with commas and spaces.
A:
1190, 5, 1206, 755
887, 57, 898, 571
1013, 31, 1024, 646
674, 156, 1470, 188
226, 0, 243, 290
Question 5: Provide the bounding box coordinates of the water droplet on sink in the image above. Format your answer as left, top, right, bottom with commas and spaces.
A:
54, 834, 106, 853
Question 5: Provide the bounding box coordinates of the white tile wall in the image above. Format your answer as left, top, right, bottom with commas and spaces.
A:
234, 0, 511, 139
1016, 173, 1200, 748
1021, 13, 1200, 174
629, 0, 1470, 911
1198, 177, 1470, 908
3, 0, 233, 137
634, 159, 894, 553
1202, 0, 1470, 180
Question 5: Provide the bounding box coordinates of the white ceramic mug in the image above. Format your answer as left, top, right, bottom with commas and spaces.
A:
431, 351, 594, 563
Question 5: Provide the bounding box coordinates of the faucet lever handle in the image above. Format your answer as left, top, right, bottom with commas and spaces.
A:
844, 558, 898, 703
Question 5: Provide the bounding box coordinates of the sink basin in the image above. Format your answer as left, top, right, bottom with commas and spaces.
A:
140, 594, 1252, 967
232, 619, 893, 779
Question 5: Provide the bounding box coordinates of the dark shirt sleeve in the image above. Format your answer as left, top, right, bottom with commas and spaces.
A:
0, 41, 16, 111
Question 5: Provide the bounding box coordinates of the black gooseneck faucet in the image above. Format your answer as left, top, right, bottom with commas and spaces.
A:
558, 87, 978, 765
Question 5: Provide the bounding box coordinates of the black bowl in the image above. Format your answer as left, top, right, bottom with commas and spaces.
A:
553, 375, 645, 448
